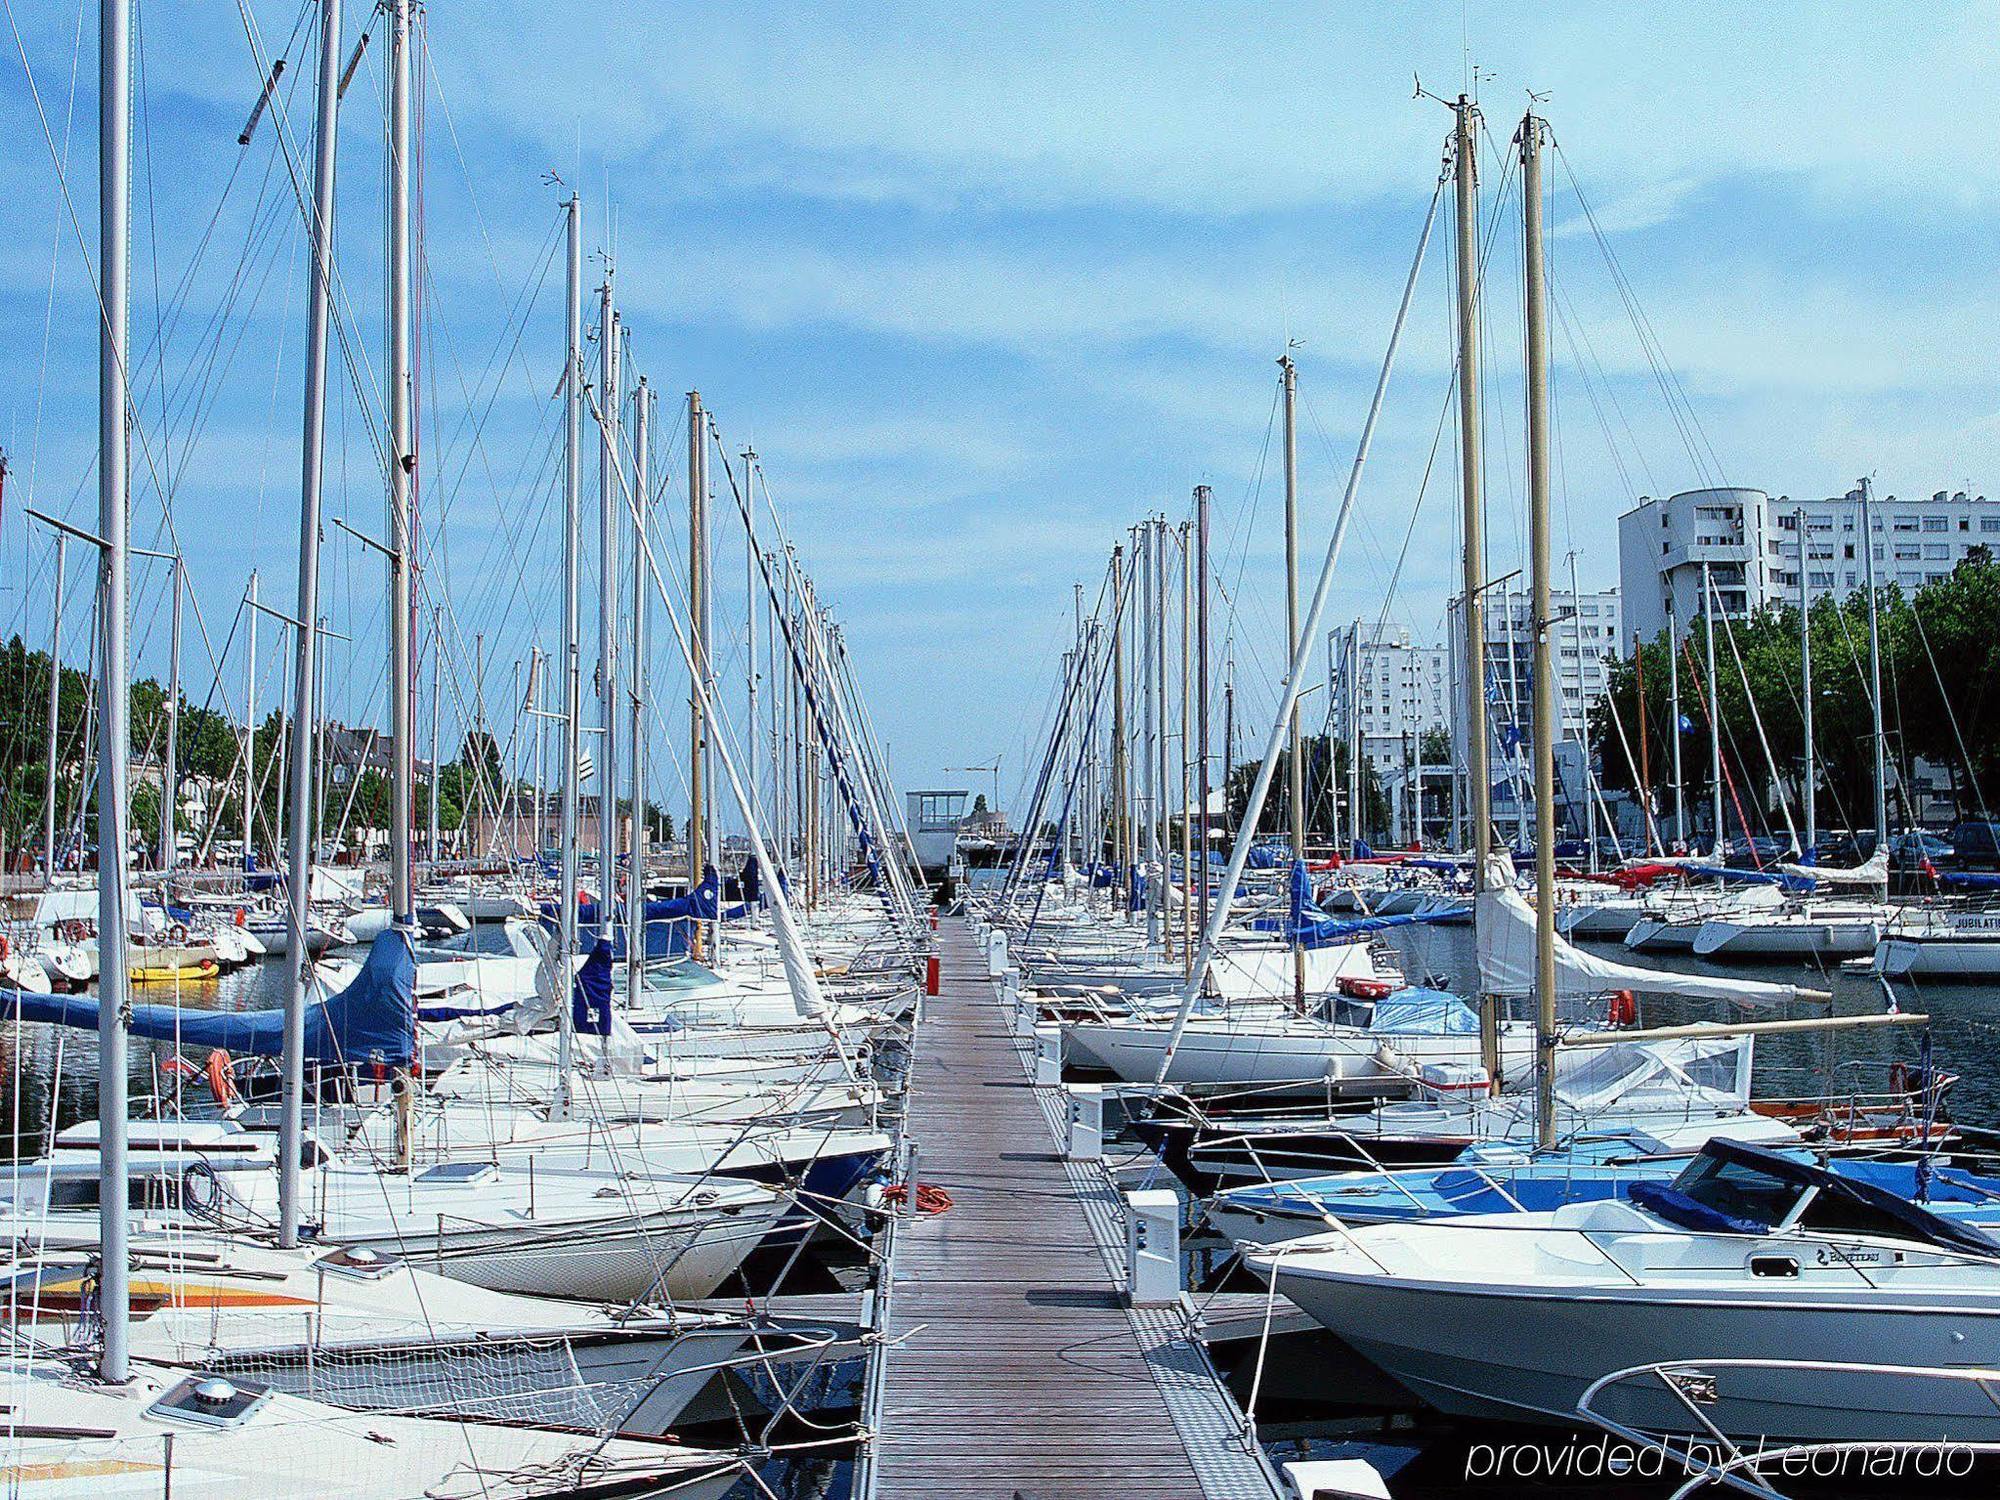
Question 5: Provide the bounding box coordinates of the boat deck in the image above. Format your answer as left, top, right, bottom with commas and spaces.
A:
864, 916, 1278, 1499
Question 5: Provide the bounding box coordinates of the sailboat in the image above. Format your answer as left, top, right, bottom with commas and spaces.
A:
2, 8, 747, 1493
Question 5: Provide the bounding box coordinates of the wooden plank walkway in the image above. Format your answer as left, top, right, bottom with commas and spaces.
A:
869, 918, 1217, 1499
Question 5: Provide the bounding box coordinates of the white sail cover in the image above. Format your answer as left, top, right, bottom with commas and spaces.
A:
1476, 857, 1817, 1007
1777, 846, 1889, 889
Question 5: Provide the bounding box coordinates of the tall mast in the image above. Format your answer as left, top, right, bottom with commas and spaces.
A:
1860, 478, 1888, 850
280, 0, 341, 1249
555, 192, 583, 1116
1279, 356, 1306, 1003
96, 0, 133, 1382
1453, 95, 1497, 1079
386, 0, 415, 925
160, 557, 181, 872
1179, 521, 1194, 971
627, 379, 650, 1003
597, 271, 619, 931
1521, 108, 1558, 1151
1703, 564, 1723, 852
1798, 505, 1815, 854
744, 447, 759, 823
1194, 485, 1211, 933
686, 391, 707, 950
1109, 543, 1127, 910
427, 606, 440, 861
244, 570, 258, 870
43, 533, 64, 880
1668, 598, 1684, 849
1140, 525, 1159, 946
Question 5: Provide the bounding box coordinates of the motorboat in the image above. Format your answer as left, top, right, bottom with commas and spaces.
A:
1252, 1138, 2000, 1442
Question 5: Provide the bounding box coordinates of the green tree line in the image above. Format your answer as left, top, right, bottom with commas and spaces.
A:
1590, 548, 2000, 838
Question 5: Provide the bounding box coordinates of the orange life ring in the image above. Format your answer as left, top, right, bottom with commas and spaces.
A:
1608, 990, 1639, 1027
205, 1049, 238, 1107
0, 934, 9, 960
167, 922, 189, 945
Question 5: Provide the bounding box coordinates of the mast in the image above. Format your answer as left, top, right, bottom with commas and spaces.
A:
1860, 478, 1889, 851
1279, 356, 1307, 1002
1194, 485, 1211, 934
280, 0, 341, 1249
43, 533, 64, 880
1798, 505, 1815, 854
627, 379, 650, 1004
1453, 94, 1498, 1079
555, 192, 583, 1116
1179, 521, 1194, 971
1703, 564, 1723, 853
1109, 543, 1127, 910
1155, 522, 1171, 954
597, 272, 619, 936
244, 570, 258, 870
427, 607, 440, 861
1521, 108, 1558, 1151
686, 391, 707, 950
160, 557, 181, 873
96, 0, 133, 1382
744, 447, 759, 824
386, 0, 415, 927
1667, 599, 1684, 849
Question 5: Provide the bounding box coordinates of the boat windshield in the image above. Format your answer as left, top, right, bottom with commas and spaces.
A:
1669, 1150, 1805, 1228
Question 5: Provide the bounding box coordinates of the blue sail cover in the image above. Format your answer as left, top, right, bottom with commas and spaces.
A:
1251, 908, 1450, 949
572, 939, 614, 1036
1244, 842, 1285, 870
1288, 859, 1312, 936
0, 929, 414, 1068
546, 869, 747, 959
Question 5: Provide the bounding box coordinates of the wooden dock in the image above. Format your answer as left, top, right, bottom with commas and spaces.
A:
862, 917, 1279, 1500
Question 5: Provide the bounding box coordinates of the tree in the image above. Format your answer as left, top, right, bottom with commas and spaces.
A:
971, 793, 988, 815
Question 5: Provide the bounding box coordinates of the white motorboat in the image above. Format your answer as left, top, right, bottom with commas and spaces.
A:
1252, 1138, 2000, 1443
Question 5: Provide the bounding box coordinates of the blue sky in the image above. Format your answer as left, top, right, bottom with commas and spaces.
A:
7, 2, 2000, 821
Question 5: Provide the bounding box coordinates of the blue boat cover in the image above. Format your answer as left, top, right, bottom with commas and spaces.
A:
0, 929, 414, 1068
572, 938, 613, 1036
1368, 986, 1480, 1035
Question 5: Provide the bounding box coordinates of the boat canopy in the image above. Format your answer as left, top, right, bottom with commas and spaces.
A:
1649, 1138, 2000, 1259
0, 929, 414, 1068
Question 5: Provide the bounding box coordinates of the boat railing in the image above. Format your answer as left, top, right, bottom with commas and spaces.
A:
1575, 1355, 2000, 1500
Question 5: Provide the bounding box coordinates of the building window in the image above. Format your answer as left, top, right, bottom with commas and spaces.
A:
1924, 543, 1949, 561
1809, 570, 1834, 588
1923, 516, 1949, 533
1981, 517, 2000, 534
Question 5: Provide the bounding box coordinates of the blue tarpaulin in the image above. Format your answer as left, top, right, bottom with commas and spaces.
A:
0, 929, 414, 1068
1369, 986, 1480, 1035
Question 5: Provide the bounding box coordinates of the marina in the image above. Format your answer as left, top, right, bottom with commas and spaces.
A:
13, 6, 2000, 1499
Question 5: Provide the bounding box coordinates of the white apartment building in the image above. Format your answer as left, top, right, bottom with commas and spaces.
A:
1329, 622, 1451, 780
1444, 586, 1623, 844
1619, 485, 2000, 643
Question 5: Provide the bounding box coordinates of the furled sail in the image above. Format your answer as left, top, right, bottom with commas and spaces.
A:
1475, 856, 1823, 1007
